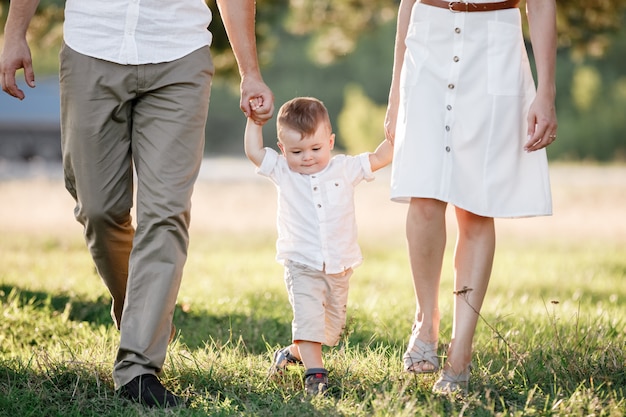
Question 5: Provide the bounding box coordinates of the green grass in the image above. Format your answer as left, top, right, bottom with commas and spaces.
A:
0, 232, 624, 416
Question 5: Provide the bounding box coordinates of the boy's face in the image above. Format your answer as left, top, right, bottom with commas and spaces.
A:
277, 123, 335, 175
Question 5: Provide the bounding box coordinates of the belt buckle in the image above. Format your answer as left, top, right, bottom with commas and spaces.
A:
448, 1, 469, 12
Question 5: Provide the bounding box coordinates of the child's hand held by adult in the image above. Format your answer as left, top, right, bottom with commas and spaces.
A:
247, 96, 272, 126
240, 76, 274, 124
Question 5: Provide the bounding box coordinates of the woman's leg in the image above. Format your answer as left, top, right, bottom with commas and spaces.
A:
404, 198, 447, 371
445, 207, 495, 373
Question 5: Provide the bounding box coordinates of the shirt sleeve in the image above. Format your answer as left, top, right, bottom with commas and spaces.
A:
256, 147, 280, 179
358, 152, 375, 183
334, 153, 376, 185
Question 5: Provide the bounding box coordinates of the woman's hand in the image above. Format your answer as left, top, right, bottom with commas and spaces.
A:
524, 91, 557, 152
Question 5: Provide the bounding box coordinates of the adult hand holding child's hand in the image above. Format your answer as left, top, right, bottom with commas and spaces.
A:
240, 76, 274, 125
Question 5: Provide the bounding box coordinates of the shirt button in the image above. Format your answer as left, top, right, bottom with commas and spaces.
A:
445, 125, 451, 132
317, 204, 322, 208
313, 186, 318, 191
447, 105, 452, 111
448, 83, 455, 89
455, 27, 461, 34
445, 146, 451, 152
453, 56, 460, 62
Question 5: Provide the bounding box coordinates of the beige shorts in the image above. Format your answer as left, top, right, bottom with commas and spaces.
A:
284, 260, 353, 346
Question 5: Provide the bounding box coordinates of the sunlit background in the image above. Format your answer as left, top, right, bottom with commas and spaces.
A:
1, 0, 625, 163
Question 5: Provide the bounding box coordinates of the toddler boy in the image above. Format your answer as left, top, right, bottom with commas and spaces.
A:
244, 96, 392, 395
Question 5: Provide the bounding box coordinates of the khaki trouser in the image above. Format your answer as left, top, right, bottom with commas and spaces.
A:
59, 44, 213, 388
283, 261, 353, 347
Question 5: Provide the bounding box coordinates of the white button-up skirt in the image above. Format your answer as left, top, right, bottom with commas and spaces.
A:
390, 2, 552, 218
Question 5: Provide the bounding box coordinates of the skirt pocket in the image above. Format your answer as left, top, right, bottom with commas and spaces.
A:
401, 21, 431, 88
487, 20, 525, 96
399, 22, 430, 125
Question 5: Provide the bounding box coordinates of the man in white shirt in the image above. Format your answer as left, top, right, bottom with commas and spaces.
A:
1, 0, 273, 408
244, 97, 392, 395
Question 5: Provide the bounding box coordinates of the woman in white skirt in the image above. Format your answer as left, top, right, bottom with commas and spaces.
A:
384, 0, 557, 394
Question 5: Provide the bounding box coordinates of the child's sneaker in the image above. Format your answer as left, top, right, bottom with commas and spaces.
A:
269, 346, 302, 375
304, 368, 328, 396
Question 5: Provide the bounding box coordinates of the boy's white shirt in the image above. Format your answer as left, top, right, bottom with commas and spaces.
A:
257, 147, 375, 274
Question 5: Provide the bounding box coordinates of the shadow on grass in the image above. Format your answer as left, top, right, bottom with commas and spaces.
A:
0, 354, 357, 417
0, 284, 113, 326
0, 284, 400, 354
1, 284, 625, 416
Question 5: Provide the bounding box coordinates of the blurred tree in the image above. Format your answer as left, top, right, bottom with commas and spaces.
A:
204, 0, 286, 82
571, 65, 601, 112
282, 0, 396, 65
3, 0, 626, 71
283, 0, 626, 63
337, 84, 387, 154
2, 0, 625, 161
549, 24, 626, 162
553, 0, 626, 60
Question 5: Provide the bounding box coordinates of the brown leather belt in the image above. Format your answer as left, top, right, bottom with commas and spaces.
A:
420, 0, 520, 12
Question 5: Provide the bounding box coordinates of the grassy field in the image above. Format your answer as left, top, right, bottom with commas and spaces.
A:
0, 162, 624, 416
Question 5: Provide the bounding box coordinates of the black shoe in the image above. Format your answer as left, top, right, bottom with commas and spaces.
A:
119, 374, 185, 408
304, 368, 328, 396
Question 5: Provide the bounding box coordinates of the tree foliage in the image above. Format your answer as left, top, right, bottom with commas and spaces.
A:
1, 0, 625, 161
338, 84, 387, 154
554, 0, 626, 59
280, 0, 626, 63
3, 0, 626, 72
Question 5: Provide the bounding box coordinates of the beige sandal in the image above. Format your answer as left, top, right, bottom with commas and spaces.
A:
432, 366, 470, 395
403, 328, 439, 373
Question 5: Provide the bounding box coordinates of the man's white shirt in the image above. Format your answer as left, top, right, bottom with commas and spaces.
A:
64, 0, 213, 65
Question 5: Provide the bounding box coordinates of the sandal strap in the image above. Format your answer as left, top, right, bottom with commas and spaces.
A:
432, 367, 470, 394
284, 349, 301, 365
304, 367, 328, 377
403, 336, 439, 372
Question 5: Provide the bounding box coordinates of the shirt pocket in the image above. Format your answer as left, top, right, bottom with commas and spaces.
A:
324, 179, 349, 207
487, 20, 525, 96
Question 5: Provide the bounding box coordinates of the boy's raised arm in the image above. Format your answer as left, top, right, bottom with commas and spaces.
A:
369, 139, 394, 172
244, 118, 267, 167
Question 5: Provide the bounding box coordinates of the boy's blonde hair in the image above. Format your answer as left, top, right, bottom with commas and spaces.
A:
277, 97, 331, 141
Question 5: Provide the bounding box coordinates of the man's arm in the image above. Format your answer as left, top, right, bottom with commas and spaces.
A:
0, 0, 40, 100
216, 0, 274, 124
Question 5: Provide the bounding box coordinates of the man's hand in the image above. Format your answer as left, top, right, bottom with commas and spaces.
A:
1, 0, 40, 100
0, 38, 36, 100
240, 75, 274, 125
